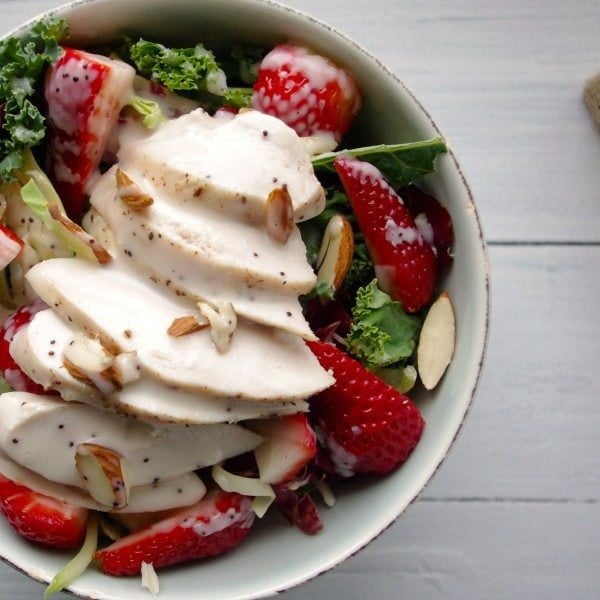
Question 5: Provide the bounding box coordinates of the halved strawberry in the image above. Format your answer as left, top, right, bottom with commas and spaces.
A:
246, 414, 317, 484
307, 340, 424, 476
0, 224, 23, 270
252, 43, 361, 146
0, 300, 48, 393
0, 474, 89, 549
334, 156, 437, 313
94, 490, 254, 576
402, 185, 454, 269
44, 47, 135, 219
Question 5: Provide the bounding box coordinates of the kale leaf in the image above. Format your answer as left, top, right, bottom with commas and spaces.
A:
0, 18, 68, 181
312, 137, 447, 189
346, 279, 421, 369
129, 39, 253, 109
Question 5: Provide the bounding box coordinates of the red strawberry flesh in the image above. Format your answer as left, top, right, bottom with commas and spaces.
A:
308, 340, 424, 476
45, 48, 134, 220
94, 491, 254, 576
0, 474, 88, 549
334, 156, 437, 312
252, 43, 361, 144
402, 184, 454, 268
0, 300, 49, 393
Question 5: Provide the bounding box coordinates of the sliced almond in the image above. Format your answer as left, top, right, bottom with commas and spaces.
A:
417, 292, 456, 390
316, 215, 354, 292
75, 443, 129, 510
48, 203, 112, 264
198, 301, 237, 353
62, 333, 121, 394
167, 315, 209, 337
266, 186, 294, 244
63, 357, 95, 387
112, 351, 141, 385
116, 168, 154, 209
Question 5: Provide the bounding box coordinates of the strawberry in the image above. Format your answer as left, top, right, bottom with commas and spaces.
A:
0, 299, 48, 393
402, 184, 454, 269
0, 474, 89, 549
334, 156, 437, 313
252, 43, 361, 145
44, 47, 135, 220
94, 490, 254, 576
245, 414, 317, 484
307, 340, 424, 476
0, 224, 23, 270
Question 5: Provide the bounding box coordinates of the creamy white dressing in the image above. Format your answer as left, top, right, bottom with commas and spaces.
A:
26, 259, 332, 401
0, 392, 261, 490
11, 308, 310, 424
0, 445, 207, 513
89, 166, 316, 336
6, 94, 336, 515
384, 217, 423, 247
118, 109, 325, 223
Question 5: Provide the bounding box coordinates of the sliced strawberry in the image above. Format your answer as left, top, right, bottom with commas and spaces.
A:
0, 474, 89, 549
334, 156, 437, 313
246, 414, 317, 484
0, 300, 48, 393
307, 340, 424, 476
252, 43, 361, 146
402, 185, 454, 269
94, 490, 254, 576
0, 224, 23, 270
44, 47, 135, 220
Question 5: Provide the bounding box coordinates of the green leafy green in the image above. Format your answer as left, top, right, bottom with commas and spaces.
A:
299, 186, 374, 295
0, 373, 13, 393
299, 187, 354, 266
301, 280, 335, 304
229, 43, 266, 84
343, 241, 374, 291
222, 87, 253, 109
20, 178, 96, 262
346, 280, 421, 369
374, 364, 418, 394
127, 94, 165, 128
0, 18, 68, 181
129, 39, 252, 108
312, 137, 447, 189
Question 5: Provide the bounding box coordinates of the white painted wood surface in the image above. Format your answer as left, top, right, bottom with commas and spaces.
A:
1, 0, 599, 598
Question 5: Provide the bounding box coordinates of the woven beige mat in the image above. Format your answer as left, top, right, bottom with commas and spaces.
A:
584, 72, 600, 126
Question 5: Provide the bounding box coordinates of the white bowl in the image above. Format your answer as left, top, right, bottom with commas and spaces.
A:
0, 1, 490, 598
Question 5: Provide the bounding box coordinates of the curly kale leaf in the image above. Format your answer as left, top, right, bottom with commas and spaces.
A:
0, 17, 68, 181
346, 280, 421, 369
129, 39, 253, 108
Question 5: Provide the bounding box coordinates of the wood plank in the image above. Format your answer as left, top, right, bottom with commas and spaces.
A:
424, 245, 600, 500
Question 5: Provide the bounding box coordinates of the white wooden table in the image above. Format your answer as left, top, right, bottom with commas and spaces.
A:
2, 0, 600, 598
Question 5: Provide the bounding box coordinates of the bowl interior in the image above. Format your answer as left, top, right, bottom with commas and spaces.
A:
1, 1, 489, 598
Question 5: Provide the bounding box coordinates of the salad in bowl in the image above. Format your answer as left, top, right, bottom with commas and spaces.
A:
0, 1, 489, 598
